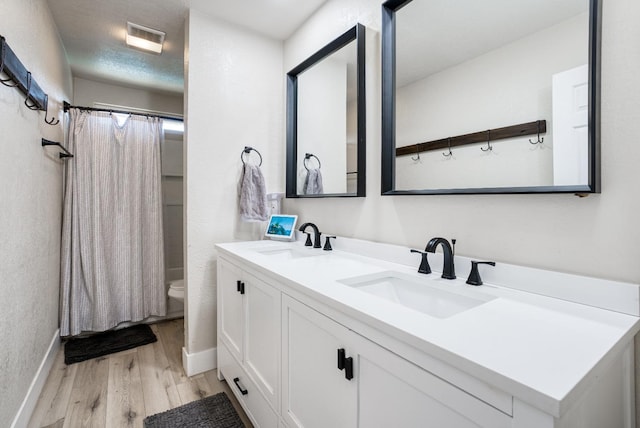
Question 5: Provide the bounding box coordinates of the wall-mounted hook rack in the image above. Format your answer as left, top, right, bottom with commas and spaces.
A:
1, 36, 46, 110
1, 35, 59, 126
396, 120, 547, 157
42, 138, 73, 159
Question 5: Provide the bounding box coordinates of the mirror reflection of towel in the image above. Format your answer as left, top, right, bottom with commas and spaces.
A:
303, 168, 323, 195
239, 164, 269, 221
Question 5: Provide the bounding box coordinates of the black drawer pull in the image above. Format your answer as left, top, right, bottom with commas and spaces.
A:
337, 348, 346, 370
344, 357, 354, 381
233, 377, 248, 395
240, 282, 245, 294
236, 280, 241, 292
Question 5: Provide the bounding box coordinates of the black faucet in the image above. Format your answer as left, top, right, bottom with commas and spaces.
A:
425, 237, 456, 279
299, 222, 322, 248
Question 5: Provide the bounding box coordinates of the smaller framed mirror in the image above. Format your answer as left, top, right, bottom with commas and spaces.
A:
286, 24, 366, 198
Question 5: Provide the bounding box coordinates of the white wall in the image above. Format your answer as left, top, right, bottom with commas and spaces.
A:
283, 0, 640, 285
0, 0, 72, 424
73, 77, 183, 115
184, 9, 284, 364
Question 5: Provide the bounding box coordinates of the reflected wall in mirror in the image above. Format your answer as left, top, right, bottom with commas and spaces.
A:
286, 24, 366, 198
381, 0, 601, 195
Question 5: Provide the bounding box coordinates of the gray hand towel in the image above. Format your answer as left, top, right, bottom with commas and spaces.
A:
239, 163, 269, 222
303, 168, 324, 195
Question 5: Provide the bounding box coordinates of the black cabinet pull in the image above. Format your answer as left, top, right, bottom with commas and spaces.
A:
236, 280, 245, 294
337, 348, 346, 370
344, 357, 354, 380
233, 377, 248, 395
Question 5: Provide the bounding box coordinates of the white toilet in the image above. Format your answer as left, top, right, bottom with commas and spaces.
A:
168, 279, 184, 302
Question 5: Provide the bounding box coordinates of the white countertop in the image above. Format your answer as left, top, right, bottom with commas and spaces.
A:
216, 238, 640, 417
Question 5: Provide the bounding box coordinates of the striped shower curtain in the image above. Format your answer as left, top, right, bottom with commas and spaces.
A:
60, 109, 166, 337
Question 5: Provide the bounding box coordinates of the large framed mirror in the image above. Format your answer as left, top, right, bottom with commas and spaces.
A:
381, 0, 601, 195
286, 24, 366, 198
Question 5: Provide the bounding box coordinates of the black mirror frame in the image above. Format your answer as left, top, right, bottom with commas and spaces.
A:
381, 0, 601, 195
286, 24, 366, 198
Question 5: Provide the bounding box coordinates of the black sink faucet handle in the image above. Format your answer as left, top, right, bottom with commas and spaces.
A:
303, 232, 313, 247
466, 261, 496, 286
410, 249, 431, 274
323, 236, 336, 251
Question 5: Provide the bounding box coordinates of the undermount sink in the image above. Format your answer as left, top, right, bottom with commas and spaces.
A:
257, 247, 325, 260
338, 271, 495, 319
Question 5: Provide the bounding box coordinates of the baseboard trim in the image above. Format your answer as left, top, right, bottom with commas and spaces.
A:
182, 345, 217, 376
11, 329, 60, 428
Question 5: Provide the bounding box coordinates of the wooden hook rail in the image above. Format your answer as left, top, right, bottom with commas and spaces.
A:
395, 120, 547, 157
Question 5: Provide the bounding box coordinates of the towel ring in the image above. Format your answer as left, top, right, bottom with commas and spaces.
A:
304, 153, 321, 171
241, 146, 262, 166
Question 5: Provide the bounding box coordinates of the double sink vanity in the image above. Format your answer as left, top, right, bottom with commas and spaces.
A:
216, 236, 640, 428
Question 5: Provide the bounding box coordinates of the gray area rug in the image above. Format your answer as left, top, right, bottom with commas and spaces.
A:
144, 392, 245, 428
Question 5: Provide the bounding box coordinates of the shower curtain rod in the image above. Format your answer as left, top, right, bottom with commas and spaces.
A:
63, 101, 183, 122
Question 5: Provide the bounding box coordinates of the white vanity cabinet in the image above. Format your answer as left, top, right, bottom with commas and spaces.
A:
217, 241, 640, 428
281, 295, 512, 428
217, 258, 281, 427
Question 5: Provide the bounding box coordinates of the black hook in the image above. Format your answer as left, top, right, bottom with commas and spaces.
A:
304, 153, 321, 170
411, 145, 420, 161
43, 94, 59, 126
0, 38, 18, 87
442, 138, 453, 157
241, 146, 263, 166
24, 72, 40, 110
481, 130, 493, 152
529, 120, 544, 145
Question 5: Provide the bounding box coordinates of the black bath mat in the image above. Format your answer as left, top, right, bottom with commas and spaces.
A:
64, 324, 157, 365
144, 392, 245, 428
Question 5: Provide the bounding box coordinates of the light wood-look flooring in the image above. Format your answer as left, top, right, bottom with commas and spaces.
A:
28, 319, 253, 428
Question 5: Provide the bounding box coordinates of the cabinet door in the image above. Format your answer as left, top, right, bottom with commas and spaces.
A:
244, 272, 281, 409
218, 260, 244, 361
355, 335, 512, 428
281, 296, 357, 428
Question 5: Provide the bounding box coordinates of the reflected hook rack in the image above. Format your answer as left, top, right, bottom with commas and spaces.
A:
396, 120, 547, 157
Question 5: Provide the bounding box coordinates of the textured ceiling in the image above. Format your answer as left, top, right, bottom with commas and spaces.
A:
47, 0, 327, 95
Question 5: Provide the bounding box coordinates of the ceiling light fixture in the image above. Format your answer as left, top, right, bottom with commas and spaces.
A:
125, 22, 165, 54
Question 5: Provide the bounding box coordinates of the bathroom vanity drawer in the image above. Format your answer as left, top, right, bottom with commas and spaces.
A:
219, 344, 278, 428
